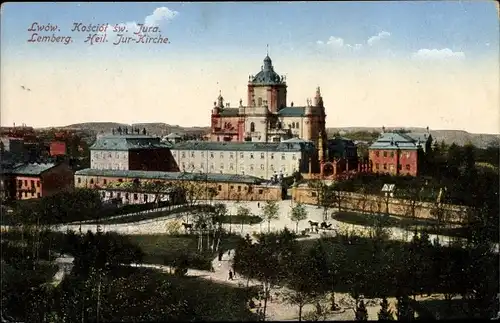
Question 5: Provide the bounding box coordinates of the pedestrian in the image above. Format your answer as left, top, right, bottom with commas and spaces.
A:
258, 202, 260, 208
218, 250, 223, 261
232, 265, 236, 278
229, 270, 233, 280
228, 250, 231, 257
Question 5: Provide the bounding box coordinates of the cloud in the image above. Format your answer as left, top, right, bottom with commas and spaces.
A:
367, 31, 391, 46
99, 7, 179, 37
317, 36, 363, 51
411, 48, 466, 60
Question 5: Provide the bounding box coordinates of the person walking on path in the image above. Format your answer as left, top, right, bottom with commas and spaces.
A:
229, 270, 234, 280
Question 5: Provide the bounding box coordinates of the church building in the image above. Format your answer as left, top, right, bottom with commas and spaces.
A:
210, 55, 327, 147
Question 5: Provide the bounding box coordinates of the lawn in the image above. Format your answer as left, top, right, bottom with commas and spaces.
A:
89, 204, 210, 225
219, 215, 263, 225
128, 233, 242, 270
331, 211, 467, 238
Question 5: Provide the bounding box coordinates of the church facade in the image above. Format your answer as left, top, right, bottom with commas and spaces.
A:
210, 55, 327, 146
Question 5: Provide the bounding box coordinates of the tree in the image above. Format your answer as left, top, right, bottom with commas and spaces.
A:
308, 180, 325, 208
262, 200, 280, 233
236, 205, 252, 234
378, 297, 394, 320
290, 203, 308, 233
355, 299, 368, 321
141, 180, 173, 209
211, 203, 227, 252
283, 255, 320, 322
396, 295, 414, 321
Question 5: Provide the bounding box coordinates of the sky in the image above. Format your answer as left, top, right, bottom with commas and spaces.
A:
1, 1, 499, 134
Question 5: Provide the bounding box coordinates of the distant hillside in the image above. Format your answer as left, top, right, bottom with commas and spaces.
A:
327, 127, 500, 148
61, 122, 210, 137
47, 123, 499, 149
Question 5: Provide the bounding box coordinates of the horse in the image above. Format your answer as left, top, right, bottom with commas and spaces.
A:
308, 220, 319, 228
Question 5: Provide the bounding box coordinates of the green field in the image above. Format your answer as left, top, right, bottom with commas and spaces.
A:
89, 204, 210, 225
128, 233, 242, 270
332, 211, 467, 238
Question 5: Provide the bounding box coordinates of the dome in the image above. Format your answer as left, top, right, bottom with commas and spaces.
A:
250, 55, 283, 85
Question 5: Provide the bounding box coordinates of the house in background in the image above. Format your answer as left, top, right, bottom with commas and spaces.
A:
368, 129, 432, 177
8, 162, 74, 200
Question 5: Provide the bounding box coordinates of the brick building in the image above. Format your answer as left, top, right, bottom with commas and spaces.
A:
368, 130, 432, 176
74, 168, 283, 202
4, 162, 74, 200
90, 134, 178, 172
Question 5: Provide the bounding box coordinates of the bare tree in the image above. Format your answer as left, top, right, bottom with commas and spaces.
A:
236, 204, 252, 234
308, 180, 325, 208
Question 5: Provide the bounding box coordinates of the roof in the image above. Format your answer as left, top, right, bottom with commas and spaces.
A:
170, 140, 315, 152
90, 135, 171, 151
75, 168, 266, 185
9, 163, 57, 176
164, 133, 182, 139
277, 107, 306, 117
250, 55, 285, 86
369, 132, 422, 150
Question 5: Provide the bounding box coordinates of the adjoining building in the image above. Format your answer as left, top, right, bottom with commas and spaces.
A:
90, 134, 178, 172
74, 168, 283, 201
2, 162, 74, 201
210, 55, 327, 148
368, 129, 432, 177
169, 138, 317, 180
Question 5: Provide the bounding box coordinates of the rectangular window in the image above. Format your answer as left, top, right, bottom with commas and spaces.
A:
248, 186, 253, 193
383, 151, 387, 157
103, 179, 107, 185
36, 181, 40, 187
260, 164, 265, 170
220, 164, 224, 170
144, 194, 148, 202
229, 164, 234, 170
240, 152, 244, 159
18, 180, 22, 187
237, 186, 241, 192
375, 163, 380, 170
210, 164, 215, 170
30, 180, 35, 187
292, 154, 296, 160
133, 193, 138, 200
281, 154, 286, 160
406, 164, 411, 171
110, 192, 114, 198
218, 185, 222, 191
220, 152, 224, 158
311, 192, 317, 197
383, 163, 387, 170
260, 153, 265, 159
210, 152, 214, 158
258, 189, 263, 194
181, 152, 186, 158
24, 180, 27, 186
191, 151, 195, 158
125, 193, 129, 200
270, 153, 274, 159
390, 152, 394, 158
117, 192, 121, 198
250, 153, 254, 159
250, 164, 254, 171
201, 151, 205, 158
118, 178, 123, 182
230, 185, 234, 189
230, 152, 234, 159
270, 164, 275, 170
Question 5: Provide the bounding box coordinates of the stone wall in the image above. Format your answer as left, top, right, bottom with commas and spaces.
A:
292, 186, 467, 223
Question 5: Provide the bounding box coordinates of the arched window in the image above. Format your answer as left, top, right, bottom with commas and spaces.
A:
250, 122, 255, 132
295, 122, 300, 128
